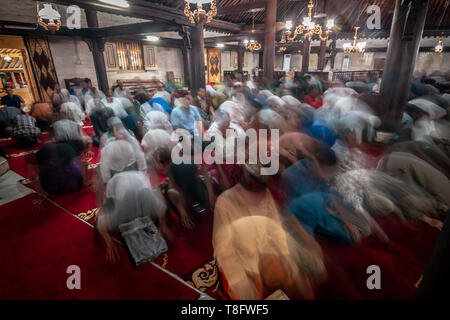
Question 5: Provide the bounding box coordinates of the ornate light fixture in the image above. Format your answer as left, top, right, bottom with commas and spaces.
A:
184, 0, 217, 24
280, 47, 287, 52
284, 0, 334, 42
343, 27, 366, 54
146, 35, 159, 42
37, 2, 61, 32
434, 35, 444, 53
244, 39, 261, 51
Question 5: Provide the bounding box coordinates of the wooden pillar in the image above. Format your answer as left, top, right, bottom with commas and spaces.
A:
85, 10, 109, 93
179, 26, 193, 89
302, 38, 311, 73
181, 46, 192, 89
258, 51, 264, 69
263, 0, 277, 85
318, 40, 327, 71
379, 0, 429, 131
237, 46, 245, 72
190, 21, 206, 94
329, 38, 337, 70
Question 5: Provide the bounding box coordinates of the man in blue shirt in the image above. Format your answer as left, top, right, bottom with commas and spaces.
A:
1, 86, 24, 110
148, 90, 172, 115
171, 93, 203, 138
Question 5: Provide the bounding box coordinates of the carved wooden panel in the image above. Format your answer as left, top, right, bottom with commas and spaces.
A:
104, 42, 119, 71
207, 48, 221, 83
143, 45, 157, 71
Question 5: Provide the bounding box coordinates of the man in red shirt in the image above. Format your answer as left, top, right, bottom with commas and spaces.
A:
303, 85, 324, 109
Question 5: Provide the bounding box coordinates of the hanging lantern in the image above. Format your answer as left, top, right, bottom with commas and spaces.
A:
184, 0, 217, 24
343, 27, 366, 54
285, 0, 335, 42
434, 36, 444, 53
37, 2, 61, 32
244, 40, 262, 51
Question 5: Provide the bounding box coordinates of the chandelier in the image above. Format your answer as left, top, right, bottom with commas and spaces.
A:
184, 0, 217, 24
280, 47, 287, 52
343, 27, 366, 54
283, 0, 334, 42
434, 35, 444, 53
244, 40, 261, 51
37, 2, 61, 32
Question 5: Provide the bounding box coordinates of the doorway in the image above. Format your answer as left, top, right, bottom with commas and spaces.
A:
0, 35, 39, 109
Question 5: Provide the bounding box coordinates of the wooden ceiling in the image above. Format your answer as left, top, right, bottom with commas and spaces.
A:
143, 0, 450, 31
0, 49, 23, 70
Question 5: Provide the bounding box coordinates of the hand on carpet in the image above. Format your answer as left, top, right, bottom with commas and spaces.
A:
106, 242, 121, 264
181, 214, 196, 230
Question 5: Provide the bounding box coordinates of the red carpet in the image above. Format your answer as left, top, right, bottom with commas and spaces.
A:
0, 194, 200, 300
316, 217, 439, 299
0, 126, 441, 300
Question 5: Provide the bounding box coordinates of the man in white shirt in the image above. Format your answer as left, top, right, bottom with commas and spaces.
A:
153, 82, 171, 106
113, 80, 131, 99
101, 89, 128, 119
83, 78, 106, 102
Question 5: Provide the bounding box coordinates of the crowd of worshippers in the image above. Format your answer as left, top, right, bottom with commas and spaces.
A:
1, 70, 449, 299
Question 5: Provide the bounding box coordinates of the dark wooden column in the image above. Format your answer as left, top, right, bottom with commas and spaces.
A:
190, 21, 206, 94
301, 38, 311, 73
317, 0, 327, 71
237, 46, 245, 72
329, 38, 337, 70
85, 10, 109, 93
380, 0, 429, 131
258, 52, 264, 69
263, 0, 277, 85
179, 26, 192, 89
318, 40, 327, 71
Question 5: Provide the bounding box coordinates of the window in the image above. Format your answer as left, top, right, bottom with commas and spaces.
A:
116, 41, 144, 71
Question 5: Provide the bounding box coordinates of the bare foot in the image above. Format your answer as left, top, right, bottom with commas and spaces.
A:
422, 216, 443, 230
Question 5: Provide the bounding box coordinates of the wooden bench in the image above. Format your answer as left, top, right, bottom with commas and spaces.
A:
115, 79, 162, 95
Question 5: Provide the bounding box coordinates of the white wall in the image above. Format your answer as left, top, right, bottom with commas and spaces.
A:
106, 46, 184, 86
49, 37, 184, 89
221, 50, 259, 74
48, 36, 98, 88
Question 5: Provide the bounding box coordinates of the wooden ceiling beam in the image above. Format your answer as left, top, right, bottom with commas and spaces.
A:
216, 1, 266, 16
32, 0, 241, 33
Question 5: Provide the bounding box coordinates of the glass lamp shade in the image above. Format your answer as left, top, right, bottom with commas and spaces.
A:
303, 17, 311, 27
39, 4, 61, 20
285, 20, 292, 30
357, 41, 366, 50
326, 19, 334, 29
